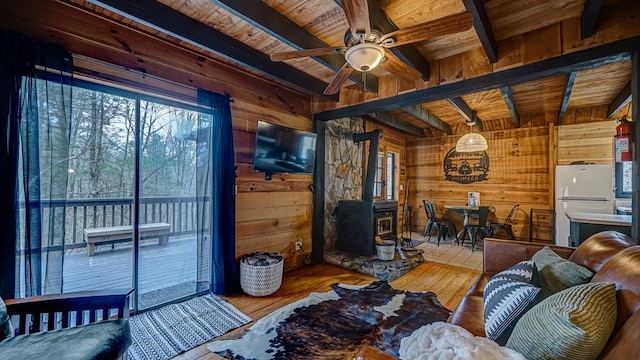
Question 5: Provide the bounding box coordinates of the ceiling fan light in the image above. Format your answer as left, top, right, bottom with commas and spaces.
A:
345, 43, 385, 72
456, 133, 488, 153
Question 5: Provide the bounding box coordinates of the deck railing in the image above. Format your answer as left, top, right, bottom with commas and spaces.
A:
17, 196, 209, 252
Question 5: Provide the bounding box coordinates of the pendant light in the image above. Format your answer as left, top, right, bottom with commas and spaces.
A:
456, 116, 487, 153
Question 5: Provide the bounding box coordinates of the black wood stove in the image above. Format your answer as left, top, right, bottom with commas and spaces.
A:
334, 129, 399, 256
335, 199, 398, 255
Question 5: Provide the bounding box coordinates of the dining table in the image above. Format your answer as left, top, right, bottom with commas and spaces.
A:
443, 204, 480, 244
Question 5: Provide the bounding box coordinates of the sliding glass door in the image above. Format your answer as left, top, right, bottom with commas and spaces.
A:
136, 100, 208, 310
16, 77, 213, 311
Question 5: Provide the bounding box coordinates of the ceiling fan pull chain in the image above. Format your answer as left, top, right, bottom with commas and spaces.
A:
362, 71, 366, 102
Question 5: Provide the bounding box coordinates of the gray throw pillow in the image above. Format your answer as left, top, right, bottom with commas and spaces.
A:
532, 246, 593, 297
484, 261, 544, 345
0, 296, 14, 342
506, 282, 617, 360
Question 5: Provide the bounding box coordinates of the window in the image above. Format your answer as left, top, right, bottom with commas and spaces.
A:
373, 147, 398, 201
615, 161, 632, 198
386, 152, 395, 200
374, 152, 384, 198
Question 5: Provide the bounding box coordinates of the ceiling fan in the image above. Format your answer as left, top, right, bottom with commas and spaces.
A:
269, 0, 473, 96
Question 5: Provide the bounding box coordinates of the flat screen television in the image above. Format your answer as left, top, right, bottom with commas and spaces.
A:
253, 121, 317, 177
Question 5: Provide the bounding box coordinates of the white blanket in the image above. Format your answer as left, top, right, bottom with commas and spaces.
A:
399, 322, 526, 360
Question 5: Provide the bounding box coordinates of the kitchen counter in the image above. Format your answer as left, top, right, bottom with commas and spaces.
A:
565, 212, 631, 246
565, 212, 631, 226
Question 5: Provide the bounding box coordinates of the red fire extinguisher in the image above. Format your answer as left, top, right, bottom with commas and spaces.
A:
615, 117, 632, 163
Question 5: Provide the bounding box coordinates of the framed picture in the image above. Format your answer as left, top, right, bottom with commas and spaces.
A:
468, 192, 480, 206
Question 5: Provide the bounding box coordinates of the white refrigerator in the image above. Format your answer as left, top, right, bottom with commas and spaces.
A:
555, 164, 614, 247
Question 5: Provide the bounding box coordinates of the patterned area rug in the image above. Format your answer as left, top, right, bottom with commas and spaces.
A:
207, 281, 451, 359
127, 294, 251, 360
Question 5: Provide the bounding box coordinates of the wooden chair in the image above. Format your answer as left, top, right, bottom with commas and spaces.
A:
488, 204, 519, 240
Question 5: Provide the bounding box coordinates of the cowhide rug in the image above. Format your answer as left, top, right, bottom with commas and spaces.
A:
207, 281, 451, 359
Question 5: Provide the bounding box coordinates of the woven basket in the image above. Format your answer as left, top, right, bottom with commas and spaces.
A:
240, 258, 283, 297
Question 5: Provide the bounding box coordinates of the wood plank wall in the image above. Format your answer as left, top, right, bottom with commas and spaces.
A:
407, 127, 551, 242
557, 121, 616, 165
407, 112, 620, 244
222, 88, 316, 271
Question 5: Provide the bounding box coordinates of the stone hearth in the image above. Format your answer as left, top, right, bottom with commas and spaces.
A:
321, 118, 424, 280
324, 247, 424, 281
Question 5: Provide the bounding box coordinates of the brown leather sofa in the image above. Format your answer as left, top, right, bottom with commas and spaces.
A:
448, 231, 640, 359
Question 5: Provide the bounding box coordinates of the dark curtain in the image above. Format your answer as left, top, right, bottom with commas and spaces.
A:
21, 64, 73, 297
0, 33, 26, 299
0, 31, 72, 298
197, 89, 237, 294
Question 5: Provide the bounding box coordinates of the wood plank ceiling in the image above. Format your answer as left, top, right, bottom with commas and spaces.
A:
5, 0, 637, 136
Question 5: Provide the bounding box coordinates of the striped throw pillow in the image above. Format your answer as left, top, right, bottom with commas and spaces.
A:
484, 261, 543, 345
532, 246, 593, 297
506, 282, 617, 360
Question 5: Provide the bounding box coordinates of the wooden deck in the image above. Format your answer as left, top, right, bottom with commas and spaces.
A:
63, 235, 200, 308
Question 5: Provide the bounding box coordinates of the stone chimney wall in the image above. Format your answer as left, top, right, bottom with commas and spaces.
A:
323, 117, 364, 251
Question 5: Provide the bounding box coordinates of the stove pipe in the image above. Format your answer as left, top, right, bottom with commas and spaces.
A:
353, 129, 382, 201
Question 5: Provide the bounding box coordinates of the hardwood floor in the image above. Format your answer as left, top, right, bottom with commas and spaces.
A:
173, 261, 481, 359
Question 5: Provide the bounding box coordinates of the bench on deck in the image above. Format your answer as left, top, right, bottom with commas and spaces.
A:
84, 222, 171, 256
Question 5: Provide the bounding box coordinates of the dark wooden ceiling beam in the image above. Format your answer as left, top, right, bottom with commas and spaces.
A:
366, 112, 425, 137
462, 0, 498, 63
214, 0, 377, 93
557, 72, 577, 124
315, 36, 640, 121
500, 87, 520, 128
86, 0, 330, 96
581, 0, 603, 39
400, 105, 452, 135
607, 81, 631, 118
447, 97, 484, 131
335, 0, 431, 80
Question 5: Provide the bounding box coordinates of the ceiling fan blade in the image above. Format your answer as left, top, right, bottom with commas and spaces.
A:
323, 62, 355, 95
381, 12, 473, 48
342, 0, 371, 39
381, 50, 422, 81
270, 47, 346, 61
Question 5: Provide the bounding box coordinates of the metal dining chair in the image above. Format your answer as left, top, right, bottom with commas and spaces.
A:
462, 205, 491, 251
423, 199, 437, 240
424, 200, 457, 246
488, 204, 519, 240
